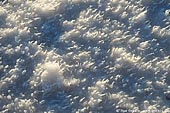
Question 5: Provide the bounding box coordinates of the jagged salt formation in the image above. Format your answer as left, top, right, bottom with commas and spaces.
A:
0, 0, 170, 112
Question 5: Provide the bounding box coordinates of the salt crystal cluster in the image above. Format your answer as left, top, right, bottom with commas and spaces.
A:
0, 0, 170, 112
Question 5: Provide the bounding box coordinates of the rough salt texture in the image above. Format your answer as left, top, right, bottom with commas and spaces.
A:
0, 0, 170, 113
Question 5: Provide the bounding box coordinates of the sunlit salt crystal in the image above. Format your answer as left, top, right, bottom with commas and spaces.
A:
134, 10, 147, 23
0, 6, 7, 17
7, 95, 12, 100
165, 9, 170, 16
139, 41, 149, 49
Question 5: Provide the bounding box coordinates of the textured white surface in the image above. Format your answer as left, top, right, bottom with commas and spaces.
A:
0, 0, 170, 112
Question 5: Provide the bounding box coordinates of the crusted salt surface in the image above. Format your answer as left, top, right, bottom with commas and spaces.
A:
0, 0, 170, 112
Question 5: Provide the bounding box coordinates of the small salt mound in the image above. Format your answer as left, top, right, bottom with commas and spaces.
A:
139, 41, 149, 50
4, 98, 36, 112
8, 0, 22, 5
30, 0, 66, 16
0, 6, 7, 17
152, 25, 170, 38
41, 62, 64, 88
87, 80, 108, 107
132, 10, 147, 24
